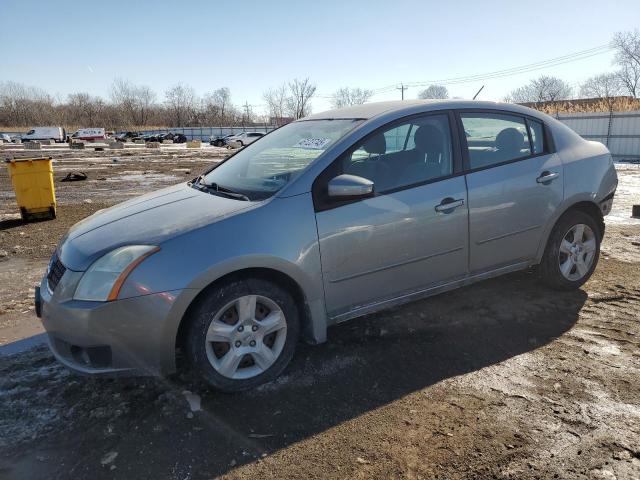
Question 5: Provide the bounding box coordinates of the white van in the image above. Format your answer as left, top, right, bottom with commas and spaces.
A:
21, 127, 66, 142
69, 128, 107, 142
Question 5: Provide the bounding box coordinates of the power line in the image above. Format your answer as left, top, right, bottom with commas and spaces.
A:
315, 44, 613, 98
405, 46, 612, 87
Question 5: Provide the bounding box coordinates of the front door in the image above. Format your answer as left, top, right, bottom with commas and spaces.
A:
314, 113, 469, 320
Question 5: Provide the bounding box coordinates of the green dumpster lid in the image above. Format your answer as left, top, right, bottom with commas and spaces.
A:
4, 156, 52, 163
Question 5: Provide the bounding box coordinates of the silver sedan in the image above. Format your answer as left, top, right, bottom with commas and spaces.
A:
37, 100, 618, 392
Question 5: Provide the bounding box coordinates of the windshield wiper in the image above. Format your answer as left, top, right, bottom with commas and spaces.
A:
192, 175, 250, 201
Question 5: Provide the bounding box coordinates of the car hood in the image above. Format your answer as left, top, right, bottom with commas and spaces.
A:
58, 183, 257, 271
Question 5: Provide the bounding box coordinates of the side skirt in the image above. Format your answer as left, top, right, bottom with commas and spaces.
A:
329, 260, 533, 325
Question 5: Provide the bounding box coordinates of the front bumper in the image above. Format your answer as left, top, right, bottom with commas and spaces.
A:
38, 274, 185, 377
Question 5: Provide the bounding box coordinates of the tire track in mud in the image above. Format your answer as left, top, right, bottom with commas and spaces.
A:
495, 282, 640, 479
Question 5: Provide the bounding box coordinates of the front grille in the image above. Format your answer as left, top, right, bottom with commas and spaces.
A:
47, 254, 66, 292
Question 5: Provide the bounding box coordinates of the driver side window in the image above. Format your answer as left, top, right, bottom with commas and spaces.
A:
342, 114, 453, 193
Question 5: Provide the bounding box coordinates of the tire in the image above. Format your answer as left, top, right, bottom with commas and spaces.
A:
237, 141, 244, 147
185, 278, 299, 392
539, 210, 601, 290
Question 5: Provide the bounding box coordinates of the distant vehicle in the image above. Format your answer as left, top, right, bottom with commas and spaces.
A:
0, 133, 11, 143
21, 127, 66, 143
115, 131, 143, 142
210, 134, 235, 147
159, 132, 187, 143
225, 132, 265, 147
143, 133, 163, 142
68, 128, 106, 142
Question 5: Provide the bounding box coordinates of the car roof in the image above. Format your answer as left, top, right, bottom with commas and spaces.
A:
302, 99, 547, 121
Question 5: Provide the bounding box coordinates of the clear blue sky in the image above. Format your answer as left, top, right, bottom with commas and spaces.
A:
2, 0, 639, 115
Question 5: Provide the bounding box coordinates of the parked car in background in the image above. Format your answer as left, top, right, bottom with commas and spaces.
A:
225, 131, 265, 147
21, 127, 66, 142
210, 133, 235, 147
142, 133, 161, 142
68, 128, 106, 142
0, 133, 11, 143
36, 100, 617, 393
115, 131, 143, 142
158, 132, 187, 143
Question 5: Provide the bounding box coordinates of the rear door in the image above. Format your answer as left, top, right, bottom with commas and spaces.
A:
459, 111, 563, 272
314, 112, 469, 319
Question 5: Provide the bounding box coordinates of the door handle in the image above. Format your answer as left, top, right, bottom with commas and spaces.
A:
435, 198, 464, 213
536, 171, 559, 184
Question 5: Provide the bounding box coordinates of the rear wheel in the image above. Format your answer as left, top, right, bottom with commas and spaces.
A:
185, 278, 299, 392
539, 210, 600, 290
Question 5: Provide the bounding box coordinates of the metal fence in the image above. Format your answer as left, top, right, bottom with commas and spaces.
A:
0, 126, 278, 141
137, 125, 277, 141
555, 110, 640, 162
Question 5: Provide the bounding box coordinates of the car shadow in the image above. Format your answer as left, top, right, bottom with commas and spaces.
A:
1, 270, 587, 479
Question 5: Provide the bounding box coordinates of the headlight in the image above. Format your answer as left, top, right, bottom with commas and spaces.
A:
73, 245, 160, 302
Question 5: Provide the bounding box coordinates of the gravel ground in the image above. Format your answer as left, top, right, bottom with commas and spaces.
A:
0, 147, 639, 479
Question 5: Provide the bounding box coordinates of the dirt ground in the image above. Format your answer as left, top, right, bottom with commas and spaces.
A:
0, 145, 639, 480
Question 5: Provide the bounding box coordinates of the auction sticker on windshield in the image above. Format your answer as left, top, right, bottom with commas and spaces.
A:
294, 138, 332, 150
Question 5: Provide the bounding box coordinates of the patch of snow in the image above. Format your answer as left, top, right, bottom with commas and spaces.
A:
100, 451, 118, 466
182, 390, 201, 412
607, 164, 640, 226
254, 355, 361, 393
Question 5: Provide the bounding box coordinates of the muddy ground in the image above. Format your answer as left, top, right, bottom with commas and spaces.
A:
0, 145, 639, 480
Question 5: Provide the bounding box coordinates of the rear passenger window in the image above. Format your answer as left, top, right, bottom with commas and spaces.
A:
460, 113, 532, 169
527, 119, 545, 154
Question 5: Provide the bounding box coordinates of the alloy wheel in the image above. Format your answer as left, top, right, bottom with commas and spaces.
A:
558, 223, 597, 281
204, 295, 287, 379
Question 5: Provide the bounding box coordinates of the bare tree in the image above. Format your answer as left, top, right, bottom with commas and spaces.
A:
613, 29, 640, 98
263, 84, 289, 120
417, 85, 449, 100
0, 81, 56, 126
286, 78, 316, 119
66, 92, 105, 125
135, 86, 156, 125
580, 73, 623, 110
505, 75, 573, 103
330, 87, 373, 108
202, 87, 233, 125
110, 78, 156, 126
164, 83, 197, 126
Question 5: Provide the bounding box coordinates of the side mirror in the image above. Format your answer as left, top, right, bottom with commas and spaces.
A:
328, 174, 374, 198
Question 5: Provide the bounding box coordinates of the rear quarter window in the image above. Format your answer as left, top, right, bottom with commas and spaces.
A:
527, 119, 545, 154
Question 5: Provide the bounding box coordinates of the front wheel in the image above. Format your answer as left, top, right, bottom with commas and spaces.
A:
185, 278, 299, 392
539, 210, 601, 290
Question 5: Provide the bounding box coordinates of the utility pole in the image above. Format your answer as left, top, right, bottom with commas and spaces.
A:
396, 83, 408, 100
243, 101, 251, 127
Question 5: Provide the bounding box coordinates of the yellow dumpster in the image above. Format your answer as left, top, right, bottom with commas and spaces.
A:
5, 156, 56, 221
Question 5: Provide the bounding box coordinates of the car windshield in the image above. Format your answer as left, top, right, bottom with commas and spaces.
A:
201, 119, 362, 200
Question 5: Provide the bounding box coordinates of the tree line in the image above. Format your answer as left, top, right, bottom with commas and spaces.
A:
0, 77, 324, 129
2, 30, 638, 129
